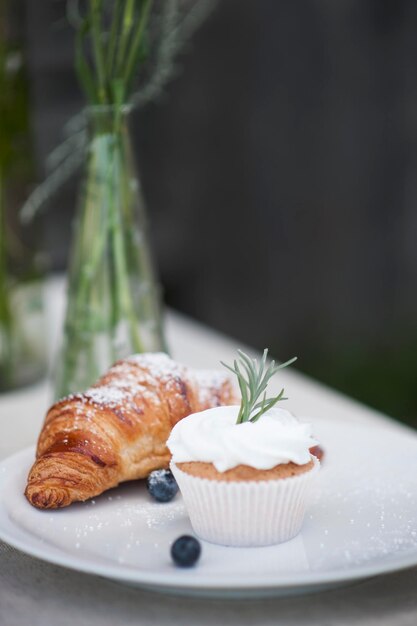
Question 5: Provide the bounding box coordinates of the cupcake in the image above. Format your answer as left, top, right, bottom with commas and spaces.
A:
167, 350, 320, 547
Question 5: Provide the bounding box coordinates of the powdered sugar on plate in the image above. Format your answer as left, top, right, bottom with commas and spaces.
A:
4, 411, 417, 595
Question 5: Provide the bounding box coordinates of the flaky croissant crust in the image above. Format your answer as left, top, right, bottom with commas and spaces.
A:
25, 353, 236, 509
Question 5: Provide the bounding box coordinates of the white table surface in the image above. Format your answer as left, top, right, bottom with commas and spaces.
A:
1, 278, 417, 625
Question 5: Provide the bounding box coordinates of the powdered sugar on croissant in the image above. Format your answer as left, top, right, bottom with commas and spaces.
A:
25, 353, 237, 509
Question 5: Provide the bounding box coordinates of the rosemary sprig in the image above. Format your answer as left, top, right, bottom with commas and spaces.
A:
221, 349, 297, 424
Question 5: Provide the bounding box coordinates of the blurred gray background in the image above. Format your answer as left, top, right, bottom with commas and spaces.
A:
24, 0, 417, 423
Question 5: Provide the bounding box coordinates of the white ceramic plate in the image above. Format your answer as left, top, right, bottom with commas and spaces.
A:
1, 416, 417, 598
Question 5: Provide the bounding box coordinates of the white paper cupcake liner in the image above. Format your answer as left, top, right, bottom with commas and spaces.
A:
171, 457, 320, 547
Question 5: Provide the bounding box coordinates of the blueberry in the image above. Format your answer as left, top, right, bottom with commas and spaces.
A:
146, 469, 179, 503
171, 535, 201, 568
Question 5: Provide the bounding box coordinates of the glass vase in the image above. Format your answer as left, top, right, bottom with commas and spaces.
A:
0, 0, 47, 392
54, 105, 167, 399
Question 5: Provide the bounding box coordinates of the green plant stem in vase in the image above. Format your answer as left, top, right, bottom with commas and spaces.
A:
54, 1, 169, 398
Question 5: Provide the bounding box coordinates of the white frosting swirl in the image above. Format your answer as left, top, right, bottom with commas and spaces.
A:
167, 405, 318, 472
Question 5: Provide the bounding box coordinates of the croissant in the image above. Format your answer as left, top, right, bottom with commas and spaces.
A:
25, 353, 236, 509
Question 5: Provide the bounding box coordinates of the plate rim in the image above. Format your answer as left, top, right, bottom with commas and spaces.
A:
2, 446, 417, 593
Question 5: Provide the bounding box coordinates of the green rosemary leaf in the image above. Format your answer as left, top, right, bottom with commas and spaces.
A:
220, 361, 237, 376
250, 389, 286, 423
234, 359, 249, 423
252, 395, 280, 412
237, 350, 257, 389
236, 364, 248, 404
274, 356, 298, 371
222, 349, 296, 425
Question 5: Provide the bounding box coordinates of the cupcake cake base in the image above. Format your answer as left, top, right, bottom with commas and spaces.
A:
171, 456, 320, 547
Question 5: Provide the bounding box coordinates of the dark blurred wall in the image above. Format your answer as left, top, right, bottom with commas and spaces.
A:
25, 0, 417, 422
